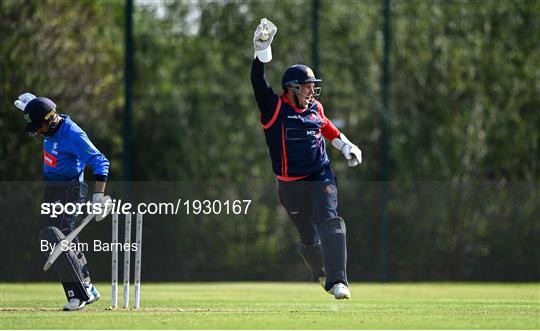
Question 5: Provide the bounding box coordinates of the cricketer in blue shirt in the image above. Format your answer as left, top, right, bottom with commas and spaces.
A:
42, 115, 109, 182
14, 93, 111, 311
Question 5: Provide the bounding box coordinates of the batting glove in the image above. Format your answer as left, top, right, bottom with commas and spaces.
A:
253, 18, 277, 63
332, 133, 362, 167
14, 92, 37, 111
92, 192, 113, 221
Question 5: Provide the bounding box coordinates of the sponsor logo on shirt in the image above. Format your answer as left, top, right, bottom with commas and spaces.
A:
44, 150, 57, 168
52, 142, 59, 155
286, 128, 321, 140
288, 113, 320, 122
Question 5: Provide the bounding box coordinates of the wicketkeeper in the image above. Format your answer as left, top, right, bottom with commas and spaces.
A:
250, 19, 362, 299
14, 93, 112, 311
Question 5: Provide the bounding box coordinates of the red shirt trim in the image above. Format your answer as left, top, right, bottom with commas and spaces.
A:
281, 94, 306, 113
277, 174, 309, 181
281, 124, 288, 177
261, 97, 282, 129
316, 101, 340, 140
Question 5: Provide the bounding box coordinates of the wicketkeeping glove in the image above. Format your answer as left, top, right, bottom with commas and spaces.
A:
14, 92, 37, 111
332, 133, 362, 167
253, 18, 277, 63
92, 192, 113, 221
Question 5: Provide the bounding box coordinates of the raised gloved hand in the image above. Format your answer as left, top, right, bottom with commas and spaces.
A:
253, 18, 277, 63
92, 192, 113, 221
14, 92, 37, 111
332, 133, 362, 167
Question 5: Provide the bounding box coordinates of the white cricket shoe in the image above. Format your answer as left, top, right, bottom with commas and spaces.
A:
328, 283, 351, 300
63, 298, 86, 311
85, 283, 101, 305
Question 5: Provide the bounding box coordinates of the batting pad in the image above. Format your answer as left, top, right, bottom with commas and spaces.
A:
319, 217, 348, 290
298, 242, 325, 280
39, 226, 90, 301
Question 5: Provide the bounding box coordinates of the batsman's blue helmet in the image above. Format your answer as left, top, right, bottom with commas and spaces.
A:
281, 64, 322, 90
23, 97, 56, 133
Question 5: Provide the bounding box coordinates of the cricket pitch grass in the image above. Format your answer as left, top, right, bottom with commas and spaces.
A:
1, 282, 538, 329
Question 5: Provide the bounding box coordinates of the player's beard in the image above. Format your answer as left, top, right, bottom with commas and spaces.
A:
293, 91, 313, 109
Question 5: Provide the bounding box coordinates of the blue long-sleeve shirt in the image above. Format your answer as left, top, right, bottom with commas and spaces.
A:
43, 115, 109, 182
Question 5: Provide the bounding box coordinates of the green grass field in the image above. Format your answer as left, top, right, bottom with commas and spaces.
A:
1, 282, 538, 329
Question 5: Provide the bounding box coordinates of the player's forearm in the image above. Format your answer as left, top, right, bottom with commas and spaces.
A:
86, 153, 109, 183
94, 181, 107, 194
251, 58, 279, 120
322, 119, 341, 140
251, 58, 273, 97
